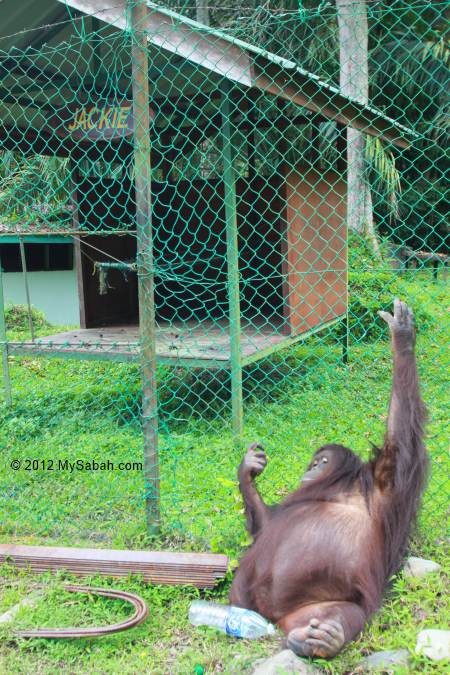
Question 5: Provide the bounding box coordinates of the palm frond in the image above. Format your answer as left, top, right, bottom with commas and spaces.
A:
0, 152, 70, 223
421, 37, 450, 66
365, 137, 401, 219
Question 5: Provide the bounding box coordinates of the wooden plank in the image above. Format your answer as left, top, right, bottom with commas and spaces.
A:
0, 544, 226, 564
7, 343, 139, 363
0, 544, 228, 589
7, 317, 343, 369
6, 316, 343, 366
6, 321, 288, 362
284, 169, 347, 335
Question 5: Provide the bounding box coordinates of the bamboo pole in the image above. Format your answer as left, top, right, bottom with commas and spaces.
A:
0, 264, 12, 405
129, 0, 160, 534
221, 81, 243, 448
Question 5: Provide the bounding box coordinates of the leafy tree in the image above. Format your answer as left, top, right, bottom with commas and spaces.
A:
190, 0, 448, 254
0, 152, 70, 227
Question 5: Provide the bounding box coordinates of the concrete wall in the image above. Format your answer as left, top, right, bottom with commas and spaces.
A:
3, 270, 79, 326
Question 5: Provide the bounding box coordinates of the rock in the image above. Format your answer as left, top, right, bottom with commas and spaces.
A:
404, 556, 441, 578
416, 629, 450, 661
0, 591, 43, 624
252, 649, 321, 674
355, 649, 410, 671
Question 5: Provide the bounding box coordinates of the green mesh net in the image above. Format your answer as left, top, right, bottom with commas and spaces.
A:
0, 1, 447, 551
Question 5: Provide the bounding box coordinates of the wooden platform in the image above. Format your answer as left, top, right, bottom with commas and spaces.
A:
7, 317, 342, 367
8, 320, 286, 366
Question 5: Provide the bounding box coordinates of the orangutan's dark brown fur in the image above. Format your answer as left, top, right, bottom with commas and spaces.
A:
230, 301, 428, 658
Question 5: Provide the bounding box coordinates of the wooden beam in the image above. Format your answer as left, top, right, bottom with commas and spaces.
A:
252, 61, 412, 148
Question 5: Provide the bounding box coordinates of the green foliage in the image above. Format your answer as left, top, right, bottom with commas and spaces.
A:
348, 232, 390, 270
0, 274, 448, 673
0, 359, 141, 431
348, 271, 434, 341
0, 3, 448, 672
0, 561, 447, 673
0, 153, 70, 224
0, 275, 446, 547
347, 235, 441, 341
5, 304, 50, 331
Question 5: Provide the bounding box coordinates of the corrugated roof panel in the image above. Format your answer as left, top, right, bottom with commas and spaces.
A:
0, 0, 417, 148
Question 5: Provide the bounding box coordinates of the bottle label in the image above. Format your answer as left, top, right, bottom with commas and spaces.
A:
225, 610, 243, 637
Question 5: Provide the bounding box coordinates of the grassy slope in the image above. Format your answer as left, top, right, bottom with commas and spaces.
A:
0, 280, 448, 673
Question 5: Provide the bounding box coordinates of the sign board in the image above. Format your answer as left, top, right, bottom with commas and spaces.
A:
52, 101, 154, 142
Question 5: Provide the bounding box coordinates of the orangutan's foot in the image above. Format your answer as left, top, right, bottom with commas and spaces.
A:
286, 617, 345, 658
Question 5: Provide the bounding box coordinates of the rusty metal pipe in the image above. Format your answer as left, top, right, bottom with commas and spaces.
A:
16, 585, 148, 639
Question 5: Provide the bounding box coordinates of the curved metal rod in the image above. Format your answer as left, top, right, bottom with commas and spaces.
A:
16, 585, 149, 639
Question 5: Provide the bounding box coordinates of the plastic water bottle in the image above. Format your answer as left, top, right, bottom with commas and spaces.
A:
189, 600, 276, 638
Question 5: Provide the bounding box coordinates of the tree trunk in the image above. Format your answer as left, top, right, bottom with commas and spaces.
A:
196, 0, 209, 26
336, 0, 380, 257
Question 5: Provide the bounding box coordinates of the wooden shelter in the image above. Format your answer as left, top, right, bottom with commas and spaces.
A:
0, 0, 415, 529
0, 0, 412, 361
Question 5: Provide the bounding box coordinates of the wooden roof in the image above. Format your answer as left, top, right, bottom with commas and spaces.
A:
0, 0, 417, 153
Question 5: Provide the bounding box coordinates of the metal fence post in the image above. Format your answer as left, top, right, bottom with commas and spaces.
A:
341, 315, 349, 364
0, 265, 12, 406
221, 80, 243, 448
19, 237, 35, 341
130, 0, 160, 534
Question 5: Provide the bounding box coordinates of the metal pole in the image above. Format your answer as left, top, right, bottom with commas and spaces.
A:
0, 265, 12, 405
91, 17, 101, 75
130, 0, 160, 534
221, 81, 243, 448
432, 260, 438, 282
19, 237, 35, 341
341, 315, 349, 364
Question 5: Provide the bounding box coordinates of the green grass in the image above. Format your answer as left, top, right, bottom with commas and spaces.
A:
0, 556, 448, 674
0, 275, 448, 673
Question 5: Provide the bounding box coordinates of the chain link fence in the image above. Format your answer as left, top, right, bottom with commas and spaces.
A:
0, 1, 447, 552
